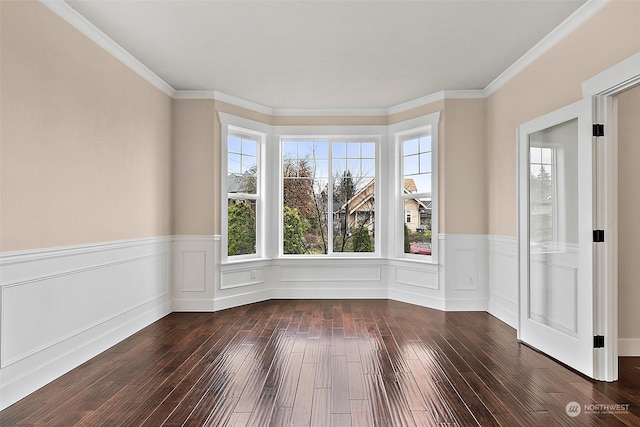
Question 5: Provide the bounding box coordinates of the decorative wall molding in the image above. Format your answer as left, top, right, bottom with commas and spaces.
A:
439, 234, 489, 312
487, 235, 519, 329
0, 237, 171, 410
171, 235, 217, 311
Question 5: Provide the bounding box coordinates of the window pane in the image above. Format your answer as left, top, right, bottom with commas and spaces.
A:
530, 147, 542, 163
419, 136, 431, 153
314, 141, 329, 158
315, 160, 329, 178
242, 155, 256, 174
541, 147, 552, 164
227, 199, 257, 256
361, 159, 375, 177
228, 173, 257, 194
283, 177, 328, 254
242, 139, 257, 156
404, 155, 419, 175
298, 141, 313, 158
347, 159, 360, 176
333, 142, 346, 158
403, 198, 432, 256
229, 136, 242, 154
332, 159, 346, 175
419, 152, 431, 174
229, 134, 258, 194
412, 174, 431, 194
346, 142, 360, 158
404, 138, 419, 155
228, 153, 242, 174
333, 179, 375, 253
362, 143, 375, 158
283, 141, 298, 158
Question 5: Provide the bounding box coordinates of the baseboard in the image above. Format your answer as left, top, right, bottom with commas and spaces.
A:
444, 298, 488, 311
488, 293, 518, 329
387, 288, 446, 311
213, 289, 271, 311
618, 339, 640, 356
270, 287, 387, 300
172, 298, 216, 312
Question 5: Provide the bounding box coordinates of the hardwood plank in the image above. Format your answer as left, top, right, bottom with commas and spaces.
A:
331, 355, 351, 414
350, 399, 374, 427
290, 362, 316, 426
310, 388, 331, 427
347, 362, 366, 400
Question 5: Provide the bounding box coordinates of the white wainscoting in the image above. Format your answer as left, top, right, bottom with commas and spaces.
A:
217, 255, 271, 311
171, 235, 217, 311
0, 237, 171, 410
487, 235, 519, 329
271, 259, 387, 300
440, 234, 489, 311
387, 259, 443, 309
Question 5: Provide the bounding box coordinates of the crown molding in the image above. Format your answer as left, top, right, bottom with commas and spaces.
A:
41, 0, 608, 114
484, 0, 609, 96
386, 91, 446, 115
40, 0, 175, 97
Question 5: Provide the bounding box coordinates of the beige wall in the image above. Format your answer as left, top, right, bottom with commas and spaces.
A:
486, 0, 640, 237
442, 99, 486, 234
172, 100, 217, 235
618, 84, 640, 340
0, 1, 173, 251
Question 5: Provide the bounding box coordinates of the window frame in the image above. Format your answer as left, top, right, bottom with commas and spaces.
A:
220, 113, 271, 263
275, 125, 386, 258
389, 113, 440, 263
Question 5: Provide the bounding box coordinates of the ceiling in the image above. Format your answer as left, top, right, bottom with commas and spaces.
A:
64, 0, 586, 110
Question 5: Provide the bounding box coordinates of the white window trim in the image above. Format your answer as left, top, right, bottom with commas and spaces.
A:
274, 125, 386, 258
389, 112, 440, 263
219, 112, 272, 263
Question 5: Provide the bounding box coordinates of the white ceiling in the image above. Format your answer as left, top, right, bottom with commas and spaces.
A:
64, 0, 586, 110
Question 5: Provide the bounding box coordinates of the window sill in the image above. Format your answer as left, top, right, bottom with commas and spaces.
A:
222, 257, 273, 267
388, 257, 438, 266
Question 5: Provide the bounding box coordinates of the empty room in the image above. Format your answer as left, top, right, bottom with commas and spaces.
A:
1, 0, 640, 425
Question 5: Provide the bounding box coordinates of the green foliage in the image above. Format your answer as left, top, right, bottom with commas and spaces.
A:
352, 225, 373, 252
408, 229, 431, 243
227, 200, 256, 256
404, 223, 411, 253
283, 206, 307, 254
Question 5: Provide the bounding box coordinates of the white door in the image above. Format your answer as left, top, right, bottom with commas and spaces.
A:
518, 99, 596, 378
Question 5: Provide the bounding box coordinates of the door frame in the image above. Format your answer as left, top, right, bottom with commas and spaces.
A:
582, 52, 640, 381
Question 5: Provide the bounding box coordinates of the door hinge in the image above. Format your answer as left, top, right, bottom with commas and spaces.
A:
593, 229, 605, 243
593, 124, 605, 137
594, 335, 605, 348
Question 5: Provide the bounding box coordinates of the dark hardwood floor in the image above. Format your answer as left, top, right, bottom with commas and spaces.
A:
2, 299, 639, 426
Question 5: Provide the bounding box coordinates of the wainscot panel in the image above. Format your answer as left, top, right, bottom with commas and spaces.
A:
171, 235, 217, 311
488, 235, 518, 328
